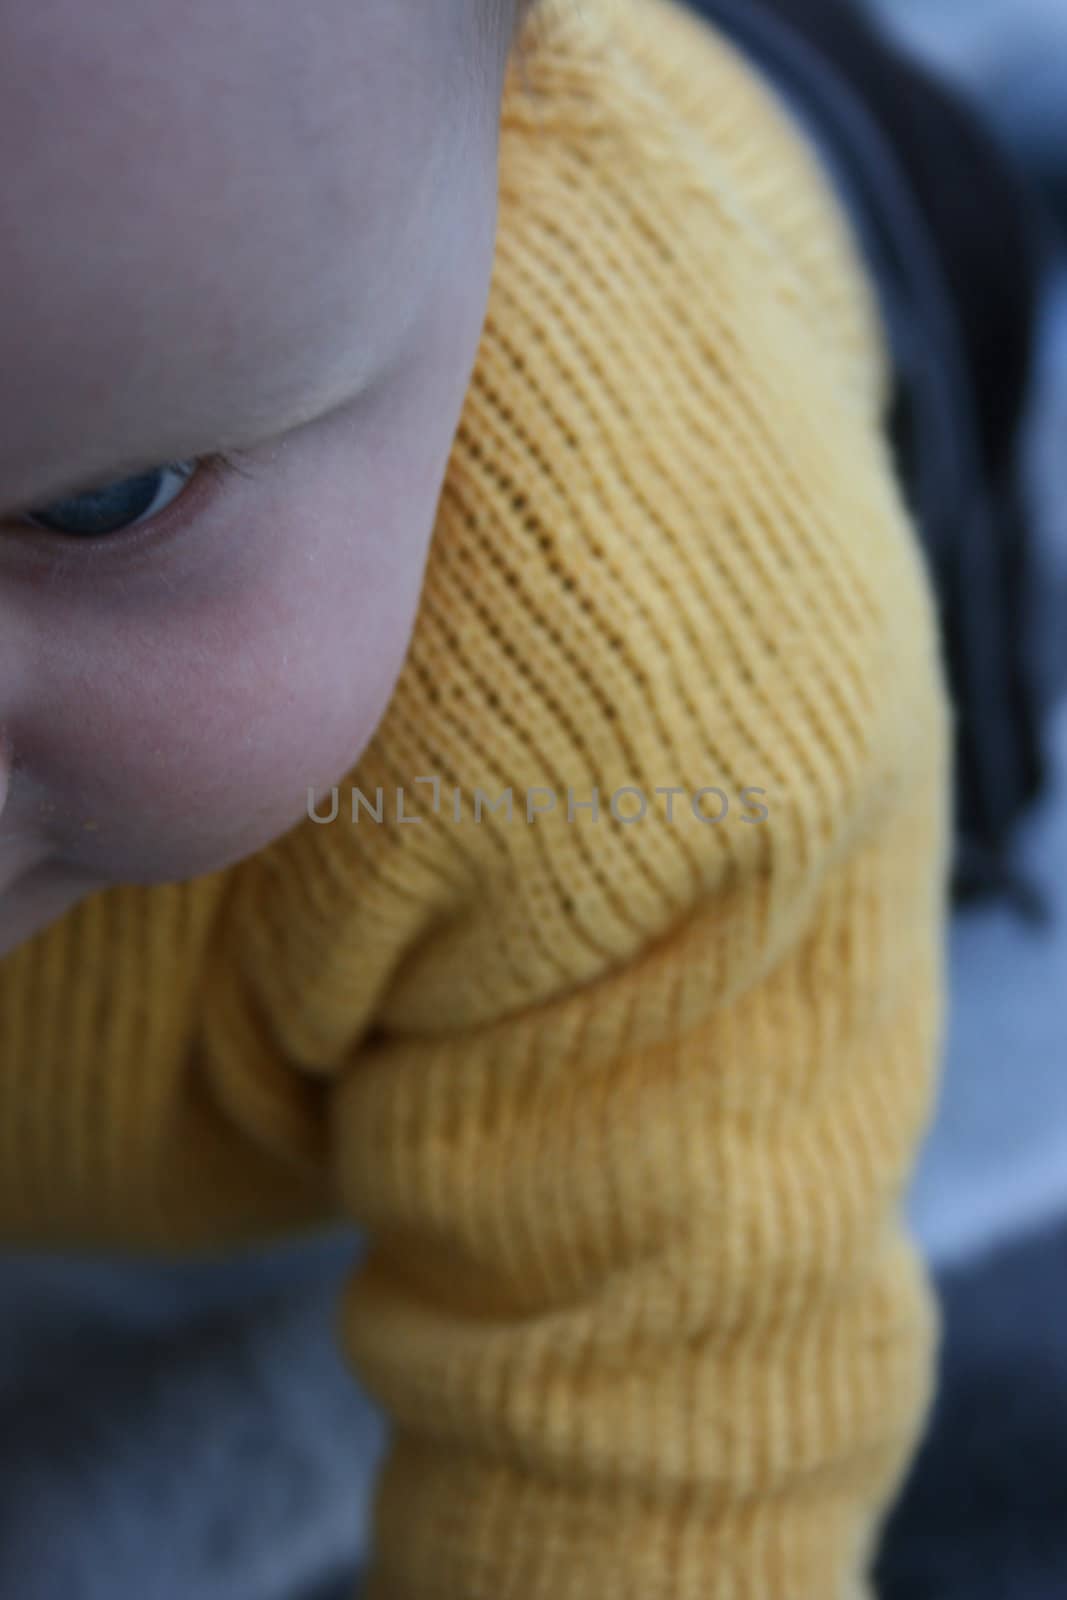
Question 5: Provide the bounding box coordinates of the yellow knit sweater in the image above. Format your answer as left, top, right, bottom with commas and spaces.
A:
0, 0, 954, 1594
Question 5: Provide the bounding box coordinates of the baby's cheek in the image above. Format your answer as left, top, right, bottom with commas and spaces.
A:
52, 519, 427, 885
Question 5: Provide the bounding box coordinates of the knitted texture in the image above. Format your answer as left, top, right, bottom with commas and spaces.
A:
0, 0, 954, 1594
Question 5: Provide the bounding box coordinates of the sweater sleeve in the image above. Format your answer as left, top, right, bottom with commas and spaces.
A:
312, 296, 954, 1587
329, 745, 949, 1600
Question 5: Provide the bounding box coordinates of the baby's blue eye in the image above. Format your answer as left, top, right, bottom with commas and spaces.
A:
21, 460, 197, 539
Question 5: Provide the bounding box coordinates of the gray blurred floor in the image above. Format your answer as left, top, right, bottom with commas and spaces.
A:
0, 1231, 377, 1600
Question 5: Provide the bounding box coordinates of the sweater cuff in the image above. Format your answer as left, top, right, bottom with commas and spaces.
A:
357, 1233, 935, 1600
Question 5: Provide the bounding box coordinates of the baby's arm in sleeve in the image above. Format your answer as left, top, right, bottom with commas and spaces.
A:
331, 800, 947, 1600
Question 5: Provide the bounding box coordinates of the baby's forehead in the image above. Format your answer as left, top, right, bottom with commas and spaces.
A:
0, 0, 485, 511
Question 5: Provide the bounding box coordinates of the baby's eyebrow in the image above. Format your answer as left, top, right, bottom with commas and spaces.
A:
0, 323, 382, 518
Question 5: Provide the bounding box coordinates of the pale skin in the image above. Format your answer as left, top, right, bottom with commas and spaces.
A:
0, 0, 520, 958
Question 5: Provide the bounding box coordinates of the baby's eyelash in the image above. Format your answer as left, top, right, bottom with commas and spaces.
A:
196, 447, 258, 485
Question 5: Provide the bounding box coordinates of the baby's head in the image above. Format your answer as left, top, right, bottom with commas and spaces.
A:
0, 0, 532, 954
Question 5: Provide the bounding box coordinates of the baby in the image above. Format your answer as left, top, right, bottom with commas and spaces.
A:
0, 0, 954, 1596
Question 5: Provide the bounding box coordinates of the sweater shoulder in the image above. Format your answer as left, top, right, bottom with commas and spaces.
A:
504, 0, 892, 417
210, 0, 952, 1059
343, 0, 952, 1030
